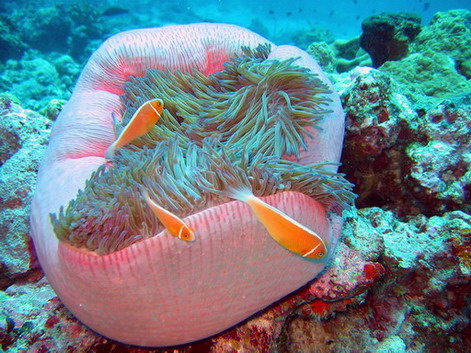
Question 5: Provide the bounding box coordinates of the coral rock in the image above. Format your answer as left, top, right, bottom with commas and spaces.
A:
360, 12, 422, 67
0, 99, 51, 282
338, 66, 470, 216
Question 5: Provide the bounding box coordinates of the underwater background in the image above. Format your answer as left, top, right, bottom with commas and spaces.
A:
1, 0, 470, 352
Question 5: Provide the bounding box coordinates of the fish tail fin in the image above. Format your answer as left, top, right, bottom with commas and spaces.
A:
224, 185, 253, 202
139, 186, 150, 202
105, 142, 116, 160
197, 170, 254, 202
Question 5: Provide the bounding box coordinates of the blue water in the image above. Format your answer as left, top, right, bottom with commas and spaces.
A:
2, 0, 470, 46
1, 0, 469, 110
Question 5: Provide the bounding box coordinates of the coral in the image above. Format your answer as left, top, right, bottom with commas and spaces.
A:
277, 208, 471, 353
360, 12, 422, 67
332, 37, 371, 73
40, 98, 66, 121
411, 9, 471, 78
337, 66, 470, 217
4, 4, 106, 63
52, 55, 81, 87
0, 100, 51, 285
308, 37, 371, 74
0, 54, 79, 111
381, 50, 471, 98
378, 9, 471, 98
19, 7, 73, 53
0, 15, 27, 62
306, 42, 337, 73
293, 26, 335, 49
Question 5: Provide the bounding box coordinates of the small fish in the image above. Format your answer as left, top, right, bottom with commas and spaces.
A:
228, 187, 327, 259
101, 7, 130, 17
106, 98, 163, 159
142, 188, 195, 242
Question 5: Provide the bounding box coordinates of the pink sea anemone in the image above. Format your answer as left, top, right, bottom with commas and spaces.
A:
30, 23, 350, 347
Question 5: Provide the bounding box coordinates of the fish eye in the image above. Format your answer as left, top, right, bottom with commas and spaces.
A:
317, 252, 324, 257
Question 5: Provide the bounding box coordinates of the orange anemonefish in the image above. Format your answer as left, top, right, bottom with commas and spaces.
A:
229, 187, 327, 259
105, 98, 164, 159
141, 188, 195, 242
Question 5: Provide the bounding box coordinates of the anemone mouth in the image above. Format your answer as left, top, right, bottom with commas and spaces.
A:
51, 45, 354, 255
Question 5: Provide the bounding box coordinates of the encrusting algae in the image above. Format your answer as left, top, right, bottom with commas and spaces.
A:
51, 45, 355, 255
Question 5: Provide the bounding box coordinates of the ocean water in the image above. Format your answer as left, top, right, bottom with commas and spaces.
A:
1, 0, 469, 105
2, 0, 471, 46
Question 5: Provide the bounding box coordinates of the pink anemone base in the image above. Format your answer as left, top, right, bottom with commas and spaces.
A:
30, 23, 346, 347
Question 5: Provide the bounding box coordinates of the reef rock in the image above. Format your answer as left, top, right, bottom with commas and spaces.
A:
275, 208, 471, 353
0, 16, 27, 62
360, 12, 422, 67
308, 37, 371, 74
337, 66, 470, 217
0, 55, 79, 111
2, 207, 469, 352
380, 9, 471, 98
0, 98, 51, 286
9, 4, 105, 62
411, 9, 471, 79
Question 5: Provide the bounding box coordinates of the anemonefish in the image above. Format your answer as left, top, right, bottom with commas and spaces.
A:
141, 188, 195, 242
105, 98, 164, 159
228, 187, 327, 259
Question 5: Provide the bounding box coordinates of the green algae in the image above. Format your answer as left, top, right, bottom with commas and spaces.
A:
380, 9, 471, 99
381, 50, 471, 98
411, 9, 471, 77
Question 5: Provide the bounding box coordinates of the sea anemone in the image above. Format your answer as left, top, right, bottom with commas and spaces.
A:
31, 23, 351, 347
52, 45, 353, 255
